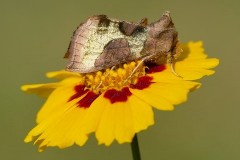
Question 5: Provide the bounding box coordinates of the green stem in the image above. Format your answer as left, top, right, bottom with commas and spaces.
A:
131, 134, 141, 160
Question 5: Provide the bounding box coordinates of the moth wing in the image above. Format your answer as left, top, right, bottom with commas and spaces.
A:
119, 18, 147, 36
94, 38, 131, 68
65, 21, 96, 72
64, 42, 71, 58
138, 18, 148, 26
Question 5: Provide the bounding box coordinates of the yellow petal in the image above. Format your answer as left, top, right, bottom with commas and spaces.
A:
96, 101, 135, 145
25, 98, 89, 151
36, 78, 83, 123
95, 94, 153, 146
46, 70, 81, 79
82, 94, 108, 134
21, 75, 83, 98
95, 102, 116, 146
21, 83, 60, 98
151, 41, 219, 81
172, 58, 218, 80
130, 88, 174, 110
131, 81, 200, 110
128, 95, 154, 133
24, 98, 79, 142
114, 101, 134, 144
178, 41, 207, 60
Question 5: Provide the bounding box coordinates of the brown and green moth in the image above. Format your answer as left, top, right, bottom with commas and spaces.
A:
65, 11, 180, 74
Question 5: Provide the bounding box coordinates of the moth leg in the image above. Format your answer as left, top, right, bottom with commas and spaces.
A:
123, 55, 154, 85
123, 60, 143, 85
167, 54, 183, 78
95, 66, 116, 89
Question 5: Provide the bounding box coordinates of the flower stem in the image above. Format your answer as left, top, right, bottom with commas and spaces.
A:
131, 134, 141, 160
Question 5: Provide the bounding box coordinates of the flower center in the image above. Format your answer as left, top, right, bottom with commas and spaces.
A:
83, 61, 146, 94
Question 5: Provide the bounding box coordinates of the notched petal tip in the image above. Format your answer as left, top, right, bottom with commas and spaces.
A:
190, 82, 201, 91
24, 135, 33, 143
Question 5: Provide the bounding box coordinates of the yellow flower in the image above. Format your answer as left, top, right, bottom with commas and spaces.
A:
22, 41, 219, 152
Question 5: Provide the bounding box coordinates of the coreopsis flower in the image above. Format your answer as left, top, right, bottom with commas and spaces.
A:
22, 41, 219, 152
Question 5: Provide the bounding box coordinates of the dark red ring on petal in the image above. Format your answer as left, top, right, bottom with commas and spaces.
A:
68, 85, 88, 102
104, 87, 132, 104
146, 63, 166, 74
77, 91, 99, 109
130, 76, 153, 90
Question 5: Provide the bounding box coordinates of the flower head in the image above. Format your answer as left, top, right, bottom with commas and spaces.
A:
22, 41, 219, 151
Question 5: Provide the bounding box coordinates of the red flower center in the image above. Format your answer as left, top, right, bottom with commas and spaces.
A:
146, 64, 166, 74
104, 87, 132, 104
68, 63, 166, 106
68, 85, 88, 102
130, 76, 153, 90
77, 92, 99, 108
68, 85, 99, 108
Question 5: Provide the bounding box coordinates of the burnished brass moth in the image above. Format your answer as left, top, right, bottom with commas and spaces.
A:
65, 11, 179, 73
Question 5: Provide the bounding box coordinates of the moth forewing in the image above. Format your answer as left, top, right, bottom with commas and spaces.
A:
65, 11, 179, 74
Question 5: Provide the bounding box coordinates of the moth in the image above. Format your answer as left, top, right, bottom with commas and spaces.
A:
65, 11, 180, 74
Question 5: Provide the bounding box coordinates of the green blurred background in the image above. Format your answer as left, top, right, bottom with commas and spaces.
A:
1, 0, 239, 159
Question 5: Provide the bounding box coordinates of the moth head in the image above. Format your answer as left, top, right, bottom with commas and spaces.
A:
147, 11, 179, 56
